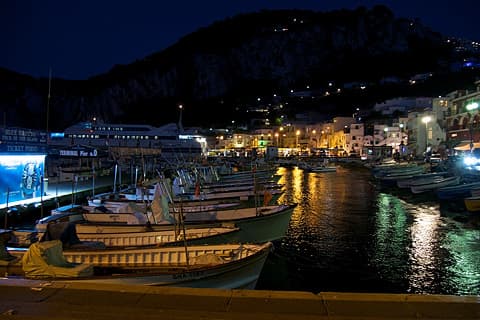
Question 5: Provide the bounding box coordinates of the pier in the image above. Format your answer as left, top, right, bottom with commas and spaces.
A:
0, 279, 479, 319
0, 175, 118, 225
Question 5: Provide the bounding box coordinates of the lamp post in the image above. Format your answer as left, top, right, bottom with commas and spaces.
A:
296, 130, 300, 147
275, 132, 279, 147
312, 129, 318, 149
466, 102, 479, 152
421, 116, 432, 154
178, 104, 183, 132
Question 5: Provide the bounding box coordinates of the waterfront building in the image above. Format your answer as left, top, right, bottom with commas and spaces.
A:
49, 121, 205, 161
445, 80, 480, 152
345, 123, 365, 156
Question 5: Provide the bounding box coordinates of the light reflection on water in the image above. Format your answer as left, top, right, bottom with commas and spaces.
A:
257, 165, 480, 295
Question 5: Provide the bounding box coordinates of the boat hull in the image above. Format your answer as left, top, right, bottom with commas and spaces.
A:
410, 176, 460, 194
436, 182, 480, 200
35, 204, 297, 244
5, 242, 272, 289
464, 196, 480, 212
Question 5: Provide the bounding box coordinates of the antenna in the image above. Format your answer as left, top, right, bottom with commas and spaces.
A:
46, 68, 52, 138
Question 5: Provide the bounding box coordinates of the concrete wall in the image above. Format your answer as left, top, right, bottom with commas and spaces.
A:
1, 279, 478, 319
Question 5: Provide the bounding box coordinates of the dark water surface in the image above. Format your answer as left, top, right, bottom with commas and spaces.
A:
256, 165, 480, 295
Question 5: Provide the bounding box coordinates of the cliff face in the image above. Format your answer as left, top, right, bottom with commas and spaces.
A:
0, 6, 452, 130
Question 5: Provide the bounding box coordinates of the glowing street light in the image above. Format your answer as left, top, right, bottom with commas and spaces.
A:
466, 102, 479, 152
422, 116, 432, 152
296, 130, 300, 148
466, 102, 479, 111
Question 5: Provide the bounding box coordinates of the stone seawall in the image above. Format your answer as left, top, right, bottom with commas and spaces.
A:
0, 279, 478, 319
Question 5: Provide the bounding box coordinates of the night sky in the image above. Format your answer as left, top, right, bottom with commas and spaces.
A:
2, 0, 479, 80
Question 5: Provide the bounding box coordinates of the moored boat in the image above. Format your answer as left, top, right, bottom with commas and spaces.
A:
396, 172, 450, 188
410, 176, 460, 194
34, 203, 297, 244
372, 163, 426, 179
11, 221, 241, 248
464, 196, 480, 212
436, 181, 480, 200
2, 238, 272, 289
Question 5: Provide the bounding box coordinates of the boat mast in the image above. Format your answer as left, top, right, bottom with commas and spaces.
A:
41, 68, 52, 219
3, 188, 9, 229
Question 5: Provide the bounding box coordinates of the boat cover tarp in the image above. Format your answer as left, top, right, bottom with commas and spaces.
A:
40, 221, 106, 250
40, 222, 82, 247
22, 240, 94, 279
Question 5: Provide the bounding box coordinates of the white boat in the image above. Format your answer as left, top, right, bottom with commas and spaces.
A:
11, 221, 241, 248
4, 239, 272, 289
87, 198, 242, 214
94, 184, 282, 205
310, 166, 337, 173
372, 164, 426, 179
436, 181, 480, 201
396, 172, 449, 188
183, 188, 284, 202
35, 204, 297, 244
298, 161, 336, 173
410, 176, 460, 194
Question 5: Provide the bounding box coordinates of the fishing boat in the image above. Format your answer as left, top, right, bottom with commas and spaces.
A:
464, 196, 480, 212
410, 176, 460, 194
372, 163, 426, 179
93, 182, 282, 207
298, 161, 337, 173
2, 238, 272, 289
33, 203, 297, 244
436, 181, 480, 201
182, 188, 284, 203
310, 166, 337, 173
396, 172, 450, 188
10, 220, 241, 248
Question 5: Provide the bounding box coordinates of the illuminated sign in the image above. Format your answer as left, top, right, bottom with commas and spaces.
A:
0, 127, 47, 154
59, 149, 98, 157
0, 127, 47, 144
0, 155, 45, 205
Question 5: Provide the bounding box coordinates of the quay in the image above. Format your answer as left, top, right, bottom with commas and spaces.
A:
0, 175, 119, 225
0, 279, 479, 319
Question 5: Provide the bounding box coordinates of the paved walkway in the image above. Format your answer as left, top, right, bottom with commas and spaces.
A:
0, 175, 118, 211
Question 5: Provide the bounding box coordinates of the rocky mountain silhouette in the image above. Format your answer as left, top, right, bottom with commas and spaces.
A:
1, 5, 479, 131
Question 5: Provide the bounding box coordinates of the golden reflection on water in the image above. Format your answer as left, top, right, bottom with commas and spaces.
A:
277, 166, 339, 230
269, 166, 480, 294
408, 203, 441, 292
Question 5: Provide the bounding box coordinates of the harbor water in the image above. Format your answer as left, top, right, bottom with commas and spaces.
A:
256, 164, 480, 295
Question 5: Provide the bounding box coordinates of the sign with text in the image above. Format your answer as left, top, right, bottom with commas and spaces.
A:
0, 155, 46, 205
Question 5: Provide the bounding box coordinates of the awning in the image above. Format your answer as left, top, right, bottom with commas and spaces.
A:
454, 141, 480, 151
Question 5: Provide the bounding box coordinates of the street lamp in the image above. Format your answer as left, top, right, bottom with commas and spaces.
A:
466, 102, 479, 152
421, 116, 432, 153
466, 102, 479, 111
275, 132, 279, 147
312, 129, 318, 149
296, 130, 300, 149
178, 104, 183, 132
